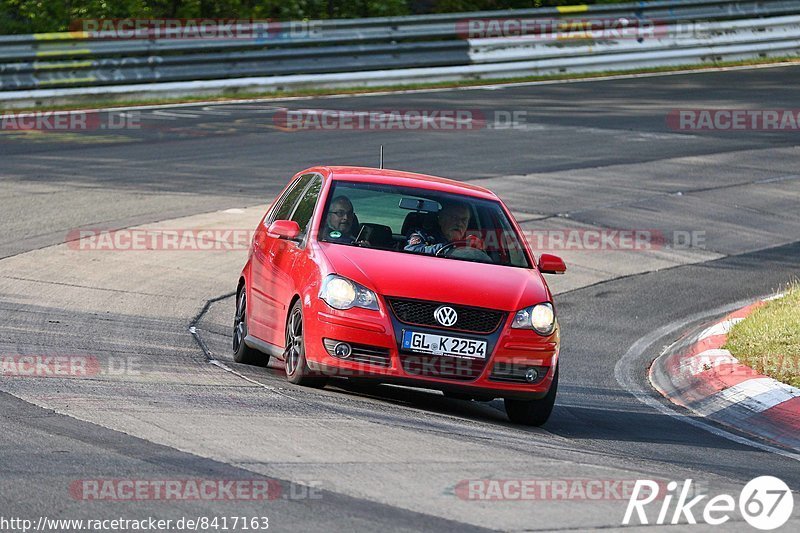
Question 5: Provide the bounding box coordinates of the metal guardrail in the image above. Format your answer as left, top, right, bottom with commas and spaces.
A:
469, 15, 800, 62
0, 0, 799, 100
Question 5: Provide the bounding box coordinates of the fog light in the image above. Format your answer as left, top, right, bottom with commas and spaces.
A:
524, 368, 539, 383
334, 342, 352, 358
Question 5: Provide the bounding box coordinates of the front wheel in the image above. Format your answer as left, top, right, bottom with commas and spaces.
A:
233, 289, 268, 366
284, 300, 328, 388
504, 365, 558, 426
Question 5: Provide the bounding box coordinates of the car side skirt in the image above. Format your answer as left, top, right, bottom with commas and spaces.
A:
244, 334, 284, 359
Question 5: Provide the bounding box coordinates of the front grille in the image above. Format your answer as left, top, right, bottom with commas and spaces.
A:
323, 338, 391, 367
387, 298, 505, 334
399, 354, 488, 381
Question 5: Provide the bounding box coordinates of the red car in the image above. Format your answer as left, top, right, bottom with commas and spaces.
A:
234, 166, 566, 425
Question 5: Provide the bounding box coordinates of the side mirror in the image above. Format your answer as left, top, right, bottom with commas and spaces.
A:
538, 253, 566, 274
267, 220, 301, 240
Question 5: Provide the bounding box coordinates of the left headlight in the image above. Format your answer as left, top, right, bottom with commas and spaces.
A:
511, 302, 555, 335
319, 274, 379, 311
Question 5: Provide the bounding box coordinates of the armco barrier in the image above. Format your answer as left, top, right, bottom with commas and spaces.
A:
468, 15, 800, 63
1, 0, 799, 106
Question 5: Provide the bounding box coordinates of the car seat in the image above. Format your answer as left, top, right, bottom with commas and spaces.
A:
401, 211, 438, 236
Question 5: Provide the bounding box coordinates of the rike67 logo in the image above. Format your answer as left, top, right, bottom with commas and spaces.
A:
623, 477, 794, 530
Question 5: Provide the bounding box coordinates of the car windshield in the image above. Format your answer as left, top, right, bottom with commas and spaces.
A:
318, 181, 531, 268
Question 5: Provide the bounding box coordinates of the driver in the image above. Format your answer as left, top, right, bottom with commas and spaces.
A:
404, 201, 481, 255
322, 195, 358, 243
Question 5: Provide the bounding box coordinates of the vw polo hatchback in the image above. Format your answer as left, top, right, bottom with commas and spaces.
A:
234, 166, 566, 425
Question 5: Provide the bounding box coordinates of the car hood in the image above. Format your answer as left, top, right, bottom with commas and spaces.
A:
318, 243, 551, 312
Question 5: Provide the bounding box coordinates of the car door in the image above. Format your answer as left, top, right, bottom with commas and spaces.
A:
265, 175, 324, 347
250, 173, 315, 343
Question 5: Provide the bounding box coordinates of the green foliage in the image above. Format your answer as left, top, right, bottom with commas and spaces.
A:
0, 1, 634, 34
431, 1, 578, 12
725, 284, 800, 388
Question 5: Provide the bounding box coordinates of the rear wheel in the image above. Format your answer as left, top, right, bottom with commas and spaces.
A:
504, 365, 558, 426
284, 300, 328, 388
233, 289, 268, 366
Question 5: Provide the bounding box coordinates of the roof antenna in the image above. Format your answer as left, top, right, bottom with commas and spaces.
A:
379, 145, 384, 169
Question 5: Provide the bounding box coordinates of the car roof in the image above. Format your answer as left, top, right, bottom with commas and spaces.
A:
308, 166, 499, 201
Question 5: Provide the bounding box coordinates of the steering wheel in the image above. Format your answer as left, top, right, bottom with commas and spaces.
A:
435, 240, 470, 257
435, 240, 493, 262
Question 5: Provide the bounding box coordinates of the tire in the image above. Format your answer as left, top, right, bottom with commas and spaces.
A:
233, 288, 268, 366
503, 365, 558, 426
284, 300, 328, 388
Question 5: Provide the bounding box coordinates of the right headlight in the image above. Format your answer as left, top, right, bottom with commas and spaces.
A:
319, 274, 379, 311
511, 302, 555, 335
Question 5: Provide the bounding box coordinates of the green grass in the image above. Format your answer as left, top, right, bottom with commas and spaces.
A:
725, 283, 800, 388
3, 56, 800, 114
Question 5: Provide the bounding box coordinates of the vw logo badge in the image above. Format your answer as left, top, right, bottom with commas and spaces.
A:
434, 306, 458, 327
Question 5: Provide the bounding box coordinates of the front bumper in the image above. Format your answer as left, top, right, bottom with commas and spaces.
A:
304, 302, 559, 400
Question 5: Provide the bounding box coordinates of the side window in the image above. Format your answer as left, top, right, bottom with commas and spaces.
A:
270, 173, 314, 223
289, 176, 323, 235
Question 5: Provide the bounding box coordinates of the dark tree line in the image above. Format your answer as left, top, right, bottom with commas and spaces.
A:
0, 1, 628, 35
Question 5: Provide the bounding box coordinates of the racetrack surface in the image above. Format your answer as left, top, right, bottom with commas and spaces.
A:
1, 65, 800, 530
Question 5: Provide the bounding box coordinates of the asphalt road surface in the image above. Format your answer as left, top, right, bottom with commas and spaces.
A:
1, 65, 799, 531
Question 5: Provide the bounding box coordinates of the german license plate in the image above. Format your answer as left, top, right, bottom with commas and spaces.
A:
402, 330, 487, 359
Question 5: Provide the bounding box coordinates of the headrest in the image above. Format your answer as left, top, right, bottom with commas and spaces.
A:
401, 211, 438, 236
357, 223, 394, 248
